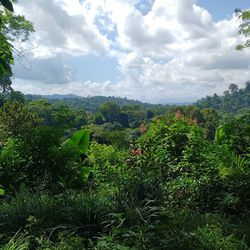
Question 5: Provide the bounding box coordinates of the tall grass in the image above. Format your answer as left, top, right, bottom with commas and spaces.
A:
0, 190, 109, 241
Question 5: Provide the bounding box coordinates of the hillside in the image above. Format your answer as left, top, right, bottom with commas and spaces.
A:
25, 94, 171, 113
196, 82, 250, 113
1, 0, 250, 249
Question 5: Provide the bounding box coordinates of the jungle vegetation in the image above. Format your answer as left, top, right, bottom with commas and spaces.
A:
0, 2, 250, 249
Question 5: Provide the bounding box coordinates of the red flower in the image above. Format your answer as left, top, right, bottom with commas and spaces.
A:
140, 123, 147, 134
175, 110, 183, 119
192, 117, 198, 125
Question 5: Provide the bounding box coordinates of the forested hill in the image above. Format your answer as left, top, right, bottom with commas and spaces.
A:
196, 82, 250, 113
25, 94, 171, 113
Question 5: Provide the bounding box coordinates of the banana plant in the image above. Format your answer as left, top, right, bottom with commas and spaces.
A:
65, 129, 90, 157
214, 124, 231, 145
0, 185, 4, 195
63, 129, 91, 183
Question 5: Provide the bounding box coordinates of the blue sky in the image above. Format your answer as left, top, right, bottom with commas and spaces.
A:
13, 0, 250, 103
66, 55, 121, 83
197, 0, 249, 20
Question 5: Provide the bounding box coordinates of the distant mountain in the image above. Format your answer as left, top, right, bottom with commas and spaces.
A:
25, 94, 153, 112
26, 94, 82, 100
25, 94, 195, 113
44, 94, 82, 100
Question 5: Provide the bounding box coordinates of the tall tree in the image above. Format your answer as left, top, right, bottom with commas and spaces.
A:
0, 101, 37, 139
99, 101, 121, 123
228, 83, 238, 94
0, 1, 34, 92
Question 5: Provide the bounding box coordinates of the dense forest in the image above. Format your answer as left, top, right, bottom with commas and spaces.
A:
25, 95, 149, 113
196, 82, 250, 113
0, 1, 250, 249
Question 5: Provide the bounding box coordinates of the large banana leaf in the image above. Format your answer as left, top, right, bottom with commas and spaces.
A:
215, 125, 225, 144
67, 129, 90, 155
214, 124, 231, 144
0, 185, 4, 196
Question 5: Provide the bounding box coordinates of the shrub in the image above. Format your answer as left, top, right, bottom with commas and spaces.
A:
0, 190, 109, 241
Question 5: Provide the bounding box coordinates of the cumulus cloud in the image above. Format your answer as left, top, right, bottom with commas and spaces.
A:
15, 0, 110, 57
12, 0, 250, 103
107, 0, 250, 101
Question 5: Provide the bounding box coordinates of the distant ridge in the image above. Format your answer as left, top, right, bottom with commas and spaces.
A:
25, 94, 148, 112
25, 94, 144, 104
196, 83, 250, 113
25, 94, 192, 104
44, 94, 82, 100
25, 94, 193, 112
26, 94, 83, 100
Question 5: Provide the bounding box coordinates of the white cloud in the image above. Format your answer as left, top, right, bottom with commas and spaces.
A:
15, 0, 110, 57
12, 0, 250, 103
106, 0, 250, 101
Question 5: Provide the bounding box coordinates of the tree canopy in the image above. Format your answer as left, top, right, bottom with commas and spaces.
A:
0, 1, 34, 92
0, 2, 250, 249
236, 9, 250, 50
196, 83, 250, 113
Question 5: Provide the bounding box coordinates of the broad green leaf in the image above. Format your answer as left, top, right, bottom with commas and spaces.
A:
0, 187, 5, 195
214, 124, 231, 144
67, 129, 90, 155
81, 167, 91, 182
215, 125, 224, 144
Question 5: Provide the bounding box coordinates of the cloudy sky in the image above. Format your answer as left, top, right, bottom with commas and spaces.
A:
12, 0, 250, 103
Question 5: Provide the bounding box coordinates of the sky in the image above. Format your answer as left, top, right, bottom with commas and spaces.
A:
12, 0, 250, 103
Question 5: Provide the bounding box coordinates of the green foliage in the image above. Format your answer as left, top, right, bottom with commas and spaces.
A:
99, 101, 121, 123
65, 129, 90, 156
135, 117, 207, 181
8, 91, 25, 103
1, 1, 250, 249
27, 100, 88, 132
94, 236, 131, 250
192, 225, 248, 250
0, 138, 25, 189
0, 190, 109, 240
26, 95, 170, 128
101, 129, 131, 149
0, 25, 13, 92
236, 9, 250, 50
0, 185, 4, 195
26, 95, 152, 113
37, 233, 85, 250
214, 113, 250, 154
85, 124, 132, 149
0, 233, 30, 250
196, 83, 250, 113
215, 124, 230, 144
0, 127, 85, 192
87, 143, 127, 189
0, 191, 60, 237
0, 91, 249, 248
0, 101, 38, 139
0, 7, 34, 92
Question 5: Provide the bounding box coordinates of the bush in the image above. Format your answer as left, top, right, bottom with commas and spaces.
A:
0, 190, 109, 241
87, 143, 128, 189
0, 126, 84, 193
